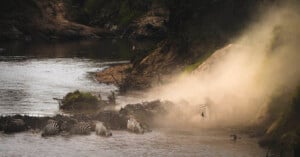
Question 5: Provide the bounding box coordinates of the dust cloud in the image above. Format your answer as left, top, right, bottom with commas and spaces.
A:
147, 1, 300, 129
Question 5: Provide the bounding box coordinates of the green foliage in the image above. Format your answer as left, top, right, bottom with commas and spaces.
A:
67, 0, 151, 26
60, 90, 100, 110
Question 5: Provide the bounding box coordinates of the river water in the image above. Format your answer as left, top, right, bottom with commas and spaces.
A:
0, 40, 266, 157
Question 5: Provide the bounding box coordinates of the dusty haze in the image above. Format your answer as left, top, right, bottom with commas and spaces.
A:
147, 1, 300, 129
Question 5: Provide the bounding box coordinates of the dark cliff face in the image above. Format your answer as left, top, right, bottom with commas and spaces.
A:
0, 0, 269, 42
0, 0, 41, 41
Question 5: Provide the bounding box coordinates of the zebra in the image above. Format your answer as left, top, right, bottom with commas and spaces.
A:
127, 117, 144, 134
41, 119, 60, 137
95, 122, 112, 137
70, 122, 91, 135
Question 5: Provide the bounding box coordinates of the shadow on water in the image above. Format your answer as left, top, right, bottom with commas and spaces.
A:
0, 39, 134, 60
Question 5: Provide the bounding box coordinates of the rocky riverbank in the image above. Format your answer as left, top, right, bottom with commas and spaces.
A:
94, 64, 132, 86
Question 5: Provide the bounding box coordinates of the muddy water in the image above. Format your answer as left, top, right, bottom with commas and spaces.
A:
0, 131, 266, 157
0, 40, 139, 116
0, 40, 266, 156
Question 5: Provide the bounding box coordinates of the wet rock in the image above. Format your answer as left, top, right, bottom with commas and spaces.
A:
3, 118, 26, 133
119, 100, 168, 126
60, 118, 77, 132
94, 111, 127, 130
95, 122, 112, 137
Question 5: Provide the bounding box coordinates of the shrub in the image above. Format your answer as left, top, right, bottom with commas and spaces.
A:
60, 90, 100, 111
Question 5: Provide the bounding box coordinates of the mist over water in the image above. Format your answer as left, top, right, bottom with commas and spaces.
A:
147, 1, 300, 129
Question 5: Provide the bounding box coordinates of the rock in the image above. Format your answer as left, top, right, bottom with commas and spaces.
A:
70, 122, 91, 135
94, 111, 127, 130
41, 119, 60, 137
127, 7, 169, 39
60, 118, 77, 132
95, 122, 112, 137
3, 118, 26, 133
119, 100, 168, 126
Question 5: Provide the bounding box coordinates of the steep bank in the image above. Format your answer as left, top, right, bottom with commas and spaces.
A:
119, 0, 271, 92
114, 0, 300, 155
0, 0, 105, 41
0, 0, 168, 41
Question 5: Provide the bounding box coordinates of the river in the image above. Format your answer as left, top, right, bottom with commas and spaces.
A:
0, 40, 266, 157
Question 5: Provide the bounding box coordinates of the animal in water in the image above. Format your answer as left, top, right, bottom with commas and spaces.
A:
42, 119, 60, 137
201, 112, 205, 118
95, 122, 112, 137
108, 91, 116, 105
230, 134, 241, 141
70, 122, 91, 135
127, 117, 144, 134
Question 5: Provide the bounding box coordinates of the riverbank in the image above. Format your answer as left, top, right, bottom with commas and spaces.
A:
94, 64, 132, 85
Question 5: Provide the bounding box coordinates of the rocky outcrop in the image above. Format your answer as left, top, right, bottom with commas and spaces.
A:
119, 100, 169, 126
94, 111, 127, 130
95, 64, 132, 85
0, 0, 103, 41
3, 118, 27, 133
126, 7, 169, 39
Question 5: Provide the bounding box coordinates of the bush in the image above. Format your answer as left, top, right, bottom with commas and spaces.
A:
60, 90, 100, 111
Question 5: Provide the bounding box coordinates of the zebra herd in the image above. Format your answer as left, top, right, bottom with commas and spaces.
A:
41, 119, 112, 137
41, 116, 149, 137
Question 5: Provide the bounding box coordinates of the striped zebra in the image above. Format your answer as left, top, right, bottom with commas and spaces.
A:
41, 119, 60, 137
70, 122, 91, 135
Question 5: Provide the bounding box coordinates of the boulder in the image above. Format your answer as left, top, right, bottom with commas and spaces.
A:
94, 111, 127, 130
119, 100, 168, 126
3, 118, 26, 133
